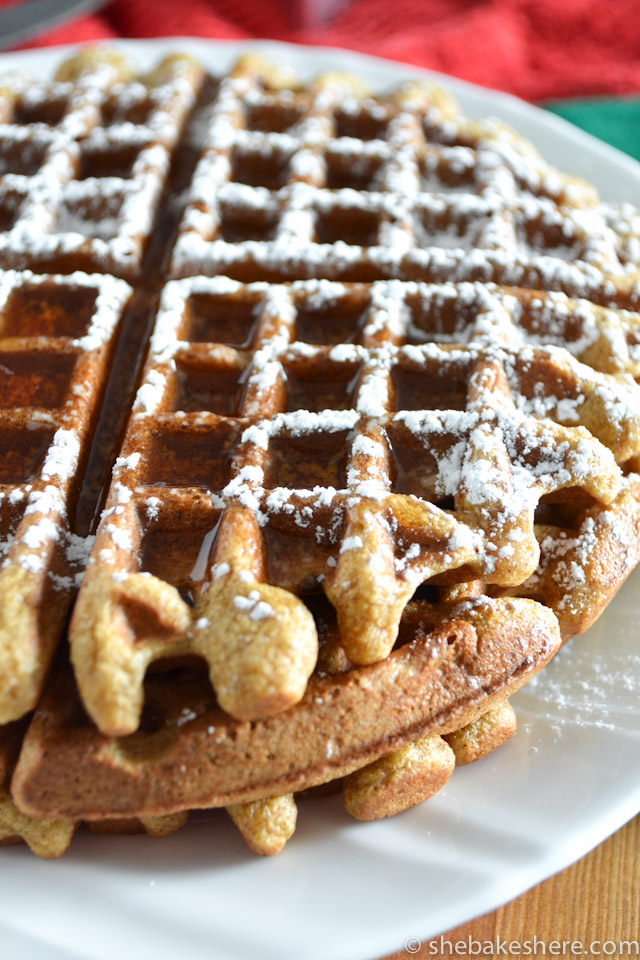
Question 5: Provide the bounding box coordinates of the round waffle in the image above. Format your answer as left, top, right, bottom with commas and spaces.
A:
1, 48, 640, 858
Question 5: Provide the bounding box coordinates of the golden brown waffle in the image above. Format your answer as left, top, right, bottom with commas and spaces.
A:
69, 276, 640, 737
0, 270, 131, 723
10, 479, 639, 855
0, 718, 75, 857
2, 48, 640, 859
0, 50, 203, 279
170, 56, 640, 307
14, 591, 559, 820
511, 474, 640, 638
0, 715, 187, 854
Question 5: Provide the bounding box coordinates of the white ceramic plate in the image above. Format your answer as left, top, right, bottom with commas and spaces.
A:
1, 38, 639, 960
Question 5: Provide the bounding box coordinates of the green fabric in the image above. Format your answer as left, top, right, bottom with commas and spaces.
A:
544, 97, 640, 162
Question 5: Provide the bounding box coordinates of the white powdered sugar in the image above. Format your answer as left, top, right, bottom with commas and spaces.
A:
340, 536, 363, 552
41, 429, 80, 481
233, 590, 276, 621
145, 496, 161, 520
114, 452, 141, 471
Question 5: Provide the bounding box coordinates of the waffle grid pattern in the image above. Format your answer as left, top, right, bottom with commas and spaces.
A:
0, 51, 203, 279
0, 270, 131, 723
3, 50, 640, 856
171, 59, 640, 305
70, 274, 640, 735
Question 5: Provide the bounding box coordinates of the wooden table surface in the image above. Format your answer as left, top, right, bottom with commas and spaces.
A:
380, 814, 639, 960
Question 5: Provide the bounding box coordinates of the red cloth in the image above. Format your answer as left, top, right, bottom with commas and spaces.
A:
6, 0, 640, 102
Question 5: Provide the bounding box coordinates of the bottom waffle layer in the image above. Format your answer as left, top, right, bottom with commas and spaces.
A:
4, 480, 640, 857
3, 594, 559, 854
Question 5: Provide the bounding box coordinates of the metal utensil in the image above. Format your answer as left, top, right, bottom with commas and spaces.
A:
0, 0, 106, 51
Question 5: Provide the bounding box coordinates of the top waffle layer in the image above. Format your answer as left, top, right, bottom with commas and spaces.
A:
171, 55, 640, 306
0, 49, 204, 279
69, 272, 640, 735
1, 49, 640, 742
0, 48, 637, 297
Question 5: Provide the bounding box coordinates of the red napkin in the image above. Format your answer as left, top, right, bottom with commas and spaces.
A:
5, 0, 640, 102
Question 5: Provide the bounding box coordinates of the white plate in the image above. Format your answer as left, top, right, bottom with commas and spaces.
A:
1, 38, 639, 960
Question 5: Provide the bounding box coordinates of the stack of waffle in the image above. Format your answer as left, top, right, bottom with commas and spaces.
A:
1, 49, 640, 858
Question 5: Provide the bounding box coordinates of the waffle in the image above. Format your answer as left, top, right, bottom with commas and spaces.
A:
0, 270, 131, 723
69, 276, 638, 738
511, 474, 640, 638
14, 592, 558, 818
2, 48, 640, 859
171, 55, 640, 307
0, 49, 203, 279
0, 718, 75, 857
